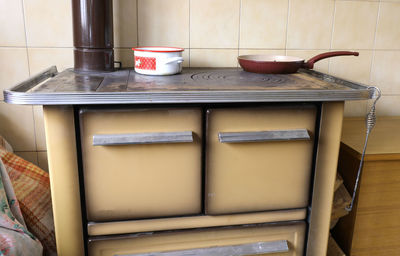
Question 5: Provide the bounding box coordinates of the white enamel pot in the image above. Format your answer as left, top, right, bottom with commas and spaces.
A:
132, 47, 184, 75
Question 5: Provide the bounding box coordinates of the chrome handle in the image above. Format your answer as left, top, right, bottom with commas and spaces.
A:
219, 129, 310, 143
93, 131, 193, 146
115, 240, 289, 256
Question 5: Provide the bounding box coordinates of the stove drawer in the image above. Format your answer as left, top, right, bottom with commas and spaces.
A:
206, 105, 317, 214
80, 108, 202, 221
88, 221, 306, 256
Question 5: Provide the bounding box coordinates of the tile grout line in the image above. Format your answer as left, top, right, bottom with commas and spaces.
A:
112, 47, 400, 51
136, 0, 139, 47
14, 151, 37, 162
0, 46, 74, 49
284, 0, 291, 55
336, 0, 381, 2
31, 106, 39, 163
1, 45, 397, 51
189, 0, 191, 67
21, 0, 30, 76
368, 0, 381, 85
328, 0, 338, 74
237, 0, 242, 67
366, 0, 382, 113
21, 0, 39, 157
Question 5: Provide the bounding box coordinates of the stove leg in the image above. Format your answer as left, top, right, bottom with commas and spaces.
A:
306, 101, 344, 255
44, 106, 85, 256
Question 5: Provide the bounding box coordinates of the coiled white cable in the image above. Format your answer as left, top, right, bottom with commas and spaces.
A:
345, 86, 381, 212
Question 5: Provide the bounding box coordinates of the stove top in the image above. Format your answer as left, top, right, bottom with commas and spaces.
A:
32, 68, 353, 93
4, 67, 373, 105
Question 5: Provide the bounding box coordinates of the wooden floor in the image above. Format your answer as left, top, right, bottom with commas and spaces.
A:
333, 117, 400, 256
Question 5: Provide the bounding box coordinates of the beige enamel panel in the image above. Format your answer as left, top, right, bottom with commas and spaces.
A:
88, 222, 306, 256
80, 108, 202, 221
43, 106, 84, 256
206, 105, 317, 214
306, 102, 344, 256
88, 208, 307, 236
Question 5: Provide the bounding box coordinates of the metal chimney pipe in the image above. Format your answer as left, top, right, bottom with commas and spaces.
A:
72, 0, 114, 71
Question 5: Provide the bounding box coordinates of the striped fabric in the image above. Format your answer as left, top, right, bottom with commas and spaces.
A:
0, 146, 57, 256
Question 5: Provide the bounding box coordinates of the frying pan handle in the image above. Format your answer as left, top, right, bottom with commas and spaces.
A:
303, 51, 359, 69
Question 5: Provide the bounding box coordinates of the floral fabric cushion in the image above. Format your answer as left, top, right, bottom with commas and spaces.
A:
0, 147, 57, 256
0, 157, 43, 255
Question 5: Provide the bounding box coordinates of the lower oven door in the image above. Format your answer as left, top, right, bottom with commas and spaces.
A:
88, 221, 306, 256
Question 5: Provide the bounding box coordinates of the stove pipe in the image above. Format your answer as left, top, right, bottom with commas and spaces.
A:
72, 0, 114, 71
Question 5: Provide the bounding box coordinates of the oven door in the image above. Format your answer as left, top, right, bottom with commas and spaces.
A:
205, 105, 317, 214
80, 107, 202, 221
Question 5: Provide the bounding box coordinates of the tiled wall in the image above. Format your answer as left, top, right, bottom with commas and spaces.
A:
1, 0, 399, 169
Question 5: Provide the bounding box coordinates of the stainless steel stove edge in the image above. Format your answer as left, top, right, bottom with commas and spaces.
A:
3, 66, 373, 105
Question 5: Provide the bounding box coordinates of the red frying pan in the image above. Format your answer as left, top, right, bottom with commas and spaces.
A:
238, 51, 359, 74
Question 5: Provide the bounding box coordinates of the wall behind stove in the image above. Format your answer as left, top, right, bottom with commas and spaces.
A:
1, 0, 399, 169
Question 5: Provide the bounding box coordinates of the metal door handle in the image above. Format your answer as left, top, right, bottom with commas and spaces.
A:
219, 129, 310, 143
93, 131, 194, 146
115, 240, 289, 256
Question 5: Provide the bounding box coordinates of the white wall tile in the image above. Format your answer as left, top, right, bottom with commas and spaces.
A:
24, 0, 73, 47
332, 1, 379, 50
33, 106, 46, 151
114, 0, 138, 48
375, 95, 400, 116
371, 51, 400, 95
37, 151, 48, 172
190, 49, 238, 67
0, 102, 36, 151
190, 0, 240, 48
239, 49, 285, 56
15, 151, 38, 165
27, 48, 73, 74
0, 0, 26, 46
182, 49, 190, 68
375, 2, 400, 50
115, 48, 135, 68
0, 48, 29, 100
329, 50, 373, 85
138, 0, 189, 48
240, 0, 288, 49
344, 100, 368, 117
336, 0, 378, 1
287, 0, 334, 50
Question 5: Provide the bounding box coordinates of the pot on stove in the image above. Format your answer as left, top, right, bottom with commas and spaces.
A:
132, 47, 184, 76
